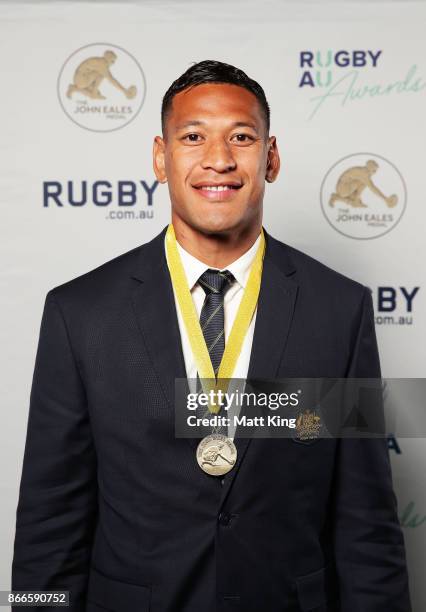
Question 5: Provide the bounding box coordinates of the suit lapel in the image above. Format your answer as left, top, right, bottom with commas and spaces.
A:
130, 227, 191, 437
218, 229, 299, 510
247, 232, 298, 381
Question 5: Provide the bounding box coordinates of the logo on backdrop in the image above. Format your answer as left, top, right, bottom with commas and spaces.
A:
58, 43, 146, 132
387, 434, 402, 454
42, 179, 158, 221
298, 50, 426, 119
320, 153, 406, 239
371, 286, 420, 326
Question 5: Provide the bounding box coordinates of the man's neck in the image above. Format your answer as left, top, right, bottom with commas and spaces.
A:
171, 217, 262, 269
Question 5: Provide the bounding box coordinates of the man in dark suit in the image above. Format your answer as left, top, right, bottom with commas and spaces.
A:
12, 60, 411, 611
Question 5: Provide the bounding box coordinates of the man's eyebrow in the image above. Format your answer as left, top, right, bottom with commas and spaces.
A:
232, 121, 259, 132
174, 120, 260, 132
175, 120, 205, 130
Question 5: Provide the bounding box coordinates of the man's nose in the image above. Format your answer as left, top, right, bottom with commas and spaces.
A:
201, 139, 237, 173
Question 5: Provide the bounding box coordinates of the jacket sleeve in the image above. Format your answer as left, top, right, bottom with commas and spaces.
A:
332, 286, 411, 611
11, 291, 98, 611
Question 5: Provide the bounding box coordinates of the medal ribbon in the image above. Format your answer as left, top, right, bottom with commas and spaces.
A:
165, 223, 265, 414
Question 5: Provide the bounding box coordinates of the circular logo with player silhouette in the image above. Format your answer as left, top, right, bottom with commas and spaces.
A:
320, 153, 407, 239
57, 43, 146, 132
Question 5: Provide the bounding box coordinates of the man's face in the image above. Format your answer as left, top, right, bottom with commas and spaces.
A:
153, 83, 280, 235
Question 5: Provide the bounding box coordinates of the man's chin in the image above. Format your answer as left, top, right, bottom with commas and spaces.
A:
191, 217, 242, 237
172, 206, 252, 237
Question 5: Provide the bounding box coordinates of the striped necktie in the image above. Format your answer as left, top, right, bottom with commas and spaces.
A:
196, 268, 235, 434
198, 268, 235, 377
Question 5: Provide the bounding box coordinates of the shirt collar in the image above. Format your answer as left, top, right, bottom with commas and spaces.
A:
165, 232, 262, 291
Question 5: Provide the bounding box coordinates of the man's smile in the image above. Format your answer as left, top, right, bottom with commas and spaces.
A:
192, 181, 242, 201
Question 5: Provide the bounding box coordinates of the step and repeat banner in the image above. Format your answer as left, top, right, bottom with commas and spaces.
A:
1, 1, 425, 609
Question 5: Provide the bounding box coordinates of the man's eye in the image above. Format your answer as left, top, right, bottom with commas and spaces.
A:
231, 134, 255, 144
182, 133, 202, 143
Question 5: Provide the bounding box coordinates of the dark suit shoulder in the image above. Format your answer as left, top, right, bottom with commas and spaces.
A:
48, 228, 168, 308
47, 243, 143, 304
267, 232, 367, 301
45, 227, 169, 324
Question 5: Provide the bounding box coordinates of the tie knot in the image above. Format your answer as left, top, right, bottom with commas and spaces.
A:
198, 268, 235, 295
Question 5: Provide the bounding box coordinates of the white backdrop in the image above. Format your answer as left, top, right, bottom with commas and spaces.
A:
1, 1, 425, 609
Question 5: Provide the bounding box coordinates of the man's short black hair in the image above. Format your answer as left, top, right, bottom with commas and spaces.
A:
161, 59, 270, 134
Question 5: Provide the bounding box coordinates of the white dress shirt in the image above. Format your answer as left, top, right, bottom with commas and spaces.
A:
164, 232, 261, 439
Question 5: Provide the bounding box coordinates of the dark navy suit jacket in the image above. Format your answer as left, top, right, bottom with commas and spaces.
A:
12, 226, 411, 612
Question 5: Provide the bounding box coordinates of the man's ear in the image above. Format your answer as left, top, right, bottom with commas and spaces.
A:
153, 135, 167, 183
265, 136, 280, 183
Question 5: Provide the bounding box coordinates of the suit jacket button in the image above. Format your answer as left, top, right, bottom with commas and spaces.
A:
218, 512, 232, 526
